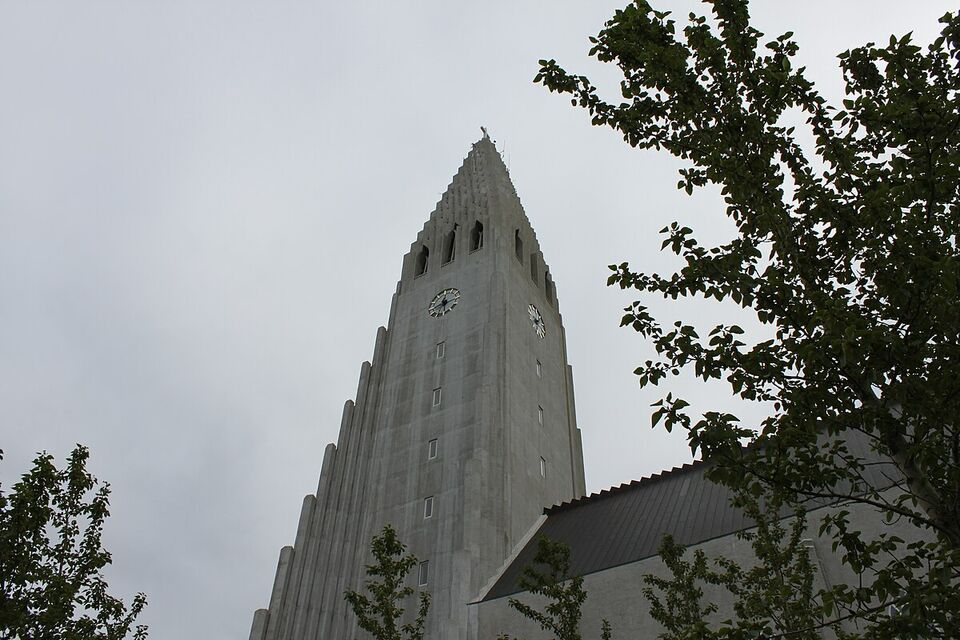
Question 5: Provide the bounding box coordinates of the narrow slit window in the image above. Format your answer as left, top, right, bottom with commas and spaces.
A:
530, 254, 538, 284
540, 457, 546, 478
415, 245, 429, 277
423, 496, 434, 519
432, 387, 442, 407
514, 230, 524, 262
538, 405, 543, 425
428, 438, 438, 459
470, 220, 484, 251
536, 360, 542, 377
418, 560, 429, 586
436, 341, 445, 359
545, 272, 554, 305
442, 227, 457, 264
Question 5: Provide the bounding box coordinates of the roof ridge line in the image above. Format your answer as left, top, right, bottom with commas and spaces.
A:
544, 458, 706, 515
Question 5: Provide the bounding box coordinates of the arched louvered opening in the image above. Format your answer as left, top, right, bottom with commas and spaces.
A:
442, 227, 457, 264
470, 220, 484, 251
514, 229, 524, 263
415, 245, 429, 277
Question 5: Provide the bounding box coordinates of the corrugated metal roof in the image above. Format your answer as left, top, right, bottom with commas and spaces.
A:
481, 431, 900, 602
481, 460, 746, 602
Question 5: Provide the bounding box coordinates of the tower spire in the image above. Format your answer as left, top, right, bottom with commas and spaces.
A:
413, 133, 541, 278
250, 136, 584, 640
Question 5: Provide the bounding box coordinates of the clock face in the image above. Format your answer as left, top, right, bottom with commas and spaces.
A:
528, 304, 545, 339
428, 288, 461, 317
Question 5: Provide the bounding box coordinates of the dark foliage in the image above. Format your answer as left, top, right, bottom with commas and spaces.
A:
536, 1, 960, 635
0, 445, 147, 640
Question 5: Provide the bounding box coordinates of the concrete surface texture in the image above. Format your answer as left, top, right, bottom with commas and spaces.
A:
249, 134, 586, 640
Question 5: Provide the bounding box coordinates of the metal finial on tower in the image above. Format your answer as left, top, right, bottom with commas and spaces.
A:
480, 126, 489, 139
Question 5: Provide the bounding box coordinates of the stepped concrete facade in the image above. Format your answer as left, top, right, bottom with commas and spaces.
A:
250, 134, 586, 640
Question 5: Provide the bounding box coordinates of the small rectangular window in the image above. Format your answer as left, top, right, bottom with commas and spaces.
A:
436, 342, 445, 359
418, 560, 429, 586
536, 360, 542, 377
538, 406, 543, 425
442, 229, 456, 264
423, 496, 434, 518
432, 388, 442, 407
470, 220, 483, 251
428, 438, 438, 459
415, 246, 429, 277
540, 457, 546, 477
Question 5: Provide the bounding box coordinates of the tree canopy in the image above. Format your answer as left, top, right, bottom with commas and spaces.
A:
536, 0, 960, 636
0, 445, 147, 639
344, 525, 430, 640
496, 536, 612, 640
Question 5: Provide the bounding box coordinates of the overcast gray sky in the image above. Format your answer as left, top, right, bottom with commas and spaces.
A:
1, 1, 955, 638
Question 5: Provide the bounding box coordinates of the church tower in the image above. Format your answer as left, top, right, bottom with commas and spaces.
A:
249, 134, 586, 640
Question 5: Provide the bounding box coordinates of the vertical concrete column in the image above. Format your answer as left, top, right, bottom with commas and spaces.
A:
564, 363, 586, 498
331, 326, 389, 635
276, 495, 316, 639
263, 545, 294, 640
318, 359, 372, 638
249, 609, 269, 640
291, 442, 337, 640
314, 395, 359, 639
306, 403, 353, 640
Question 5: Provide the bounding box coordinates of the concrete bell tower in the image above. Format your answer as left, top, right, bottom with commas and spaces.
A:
249, 133, 586, 640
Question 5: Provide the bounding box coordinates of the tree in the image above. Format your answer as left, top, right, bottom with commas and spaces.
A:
496, 536, 612, 640
536, 0, 960, 636
0, 445, 147, 639
344, 525, 430, 640
641, 535, 718, 640
644, 494, 822, 640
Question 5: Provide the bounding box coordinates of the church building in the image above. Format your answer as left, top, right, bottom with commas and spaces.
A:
249, 135, 917, 639
249, 133, 584, 639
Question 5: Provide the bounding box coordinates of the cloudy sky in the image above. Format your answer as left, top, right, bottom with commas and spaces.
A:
1, 1, 955, 638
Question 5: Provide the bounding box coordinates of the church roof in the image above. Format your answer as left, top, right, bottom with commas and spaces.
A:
480, 458, 746, 602
480, 430, 899, 602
